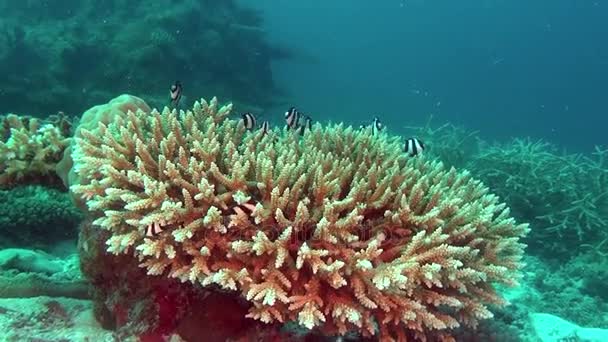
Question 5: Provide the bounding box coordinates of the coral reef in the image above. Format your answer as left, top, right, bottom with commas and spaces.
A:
404, 120, 608, 260
56, 94, 151, 192
78, 217, 299, 341
71, 96, 528, 340
524, 253, 608, 328
0, 0, 282, 117
0, 113, 72, 188
401, 121, 608, 337
468, 139, 608, 258
0, 186, 82, 248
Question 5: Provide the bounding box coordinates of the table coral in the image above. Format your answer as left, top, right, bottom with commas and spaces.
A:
71, 97, 529, 341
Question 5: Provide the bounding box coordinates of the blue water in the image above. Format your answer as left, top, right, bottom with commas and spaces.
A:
245, 0, 608, 152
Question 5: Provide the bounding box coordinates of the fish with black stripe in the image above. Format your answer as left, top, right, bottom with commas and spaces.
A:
241, 112, 257, 131
285, 106, 300, 130
358, 116, 383, 136
404, 137, 425, 156
371, 116, 383, 136
146, 222, 164, 238
169, 81, 183, 107
260, 121, 270, 135
296, 115, 313, 135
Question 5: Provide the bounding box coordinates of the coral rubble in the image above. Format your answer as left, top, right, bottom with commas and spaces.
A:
70, 96, 528, 340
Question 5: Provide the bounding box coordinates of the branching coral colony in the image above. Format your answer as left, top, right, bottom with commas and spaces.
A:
71, 97, 529, 341
0, 113, 71, 188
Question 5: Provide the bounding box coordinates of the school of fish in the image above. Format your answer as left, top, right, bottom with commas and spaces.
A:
169, 82, 425, 157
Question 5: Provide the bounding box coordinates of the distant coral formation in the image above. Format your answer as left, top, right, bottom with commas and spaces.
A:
0, 186, 82, 248
405, 121, 608, 259
71, 97, 528, 340
469, 139, 608, 256
0, 113, 72, 188
0, 0, 282, 116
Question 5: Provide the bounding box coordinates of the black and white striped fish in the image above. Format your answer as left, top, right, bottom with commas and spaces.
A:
371, 116, 383, 136
296, 115, 313, 135
404, 138, 425, 156
358, 116, 383, 135
285, 107, 300, 130
242, 112, 257, 130
260, 121, 270, 135
169, 81, 183, 106
146, 222, 164, 237
303, 115, 312, 131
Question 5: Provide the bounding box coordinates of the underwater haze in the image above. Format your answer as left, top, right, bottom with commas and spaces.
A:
247, 0, 608, 152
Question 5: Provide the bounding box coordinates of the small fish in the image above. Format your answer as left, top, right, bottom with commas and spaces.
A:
404, 138, 425, 156
169, 81, 183, 106
146, 222, 164, 237
260, 121, 270, 135
303, 115, 312, 131
285, 107, 300, 130
296, 115, 313, 135
242, 112, 257, 130
371, 116, 383, 136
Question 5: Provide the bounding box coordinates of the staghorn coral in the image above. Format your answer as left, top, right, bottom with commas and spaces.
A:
398, 119, 608, 260
468, 138, 608, 258
0, 113, 72, 188
71, 97, 528, 341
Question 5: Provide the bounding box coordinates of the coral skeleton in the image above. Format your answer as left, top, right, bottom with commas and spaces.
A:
71, 97, 529, 340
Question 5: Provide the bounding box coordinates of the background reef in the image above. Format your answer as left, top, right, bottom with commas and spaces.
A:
406, 121, 608, 261
0, 0, 285, 117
